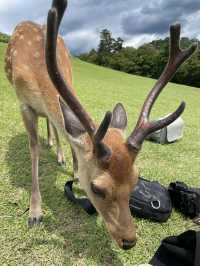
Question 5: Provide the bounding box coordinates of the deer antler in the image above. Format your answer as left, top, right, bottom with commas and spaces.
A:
127, 24, 197, 152
46, 0, 112, 162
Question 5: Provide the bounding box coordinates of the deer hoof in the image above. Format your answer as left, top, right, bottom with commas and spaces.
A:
28, 215, 43, 228
47, 140, 53, 148
58, 160, 66, 166
57, 152, 66, 166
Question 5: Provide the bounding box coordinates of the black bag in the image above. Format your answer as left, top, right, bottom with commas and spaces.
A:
150, 230, 200, 266
168, 181, 200, 220
129, 177, 172, 222
64, 177, 172, 222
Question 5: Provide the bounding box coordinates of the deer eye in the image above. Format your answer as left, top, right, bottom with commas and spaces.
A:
91, 182, 106, 199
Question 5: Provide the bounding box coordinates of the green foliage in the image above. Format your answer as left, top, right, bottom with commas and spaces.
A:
96, 29, 124, 66
0, 42, 199, 265
98, 29, 123, 55
0, 32, 10, 43
98, 29, 113, 54
79, 31, 200, 88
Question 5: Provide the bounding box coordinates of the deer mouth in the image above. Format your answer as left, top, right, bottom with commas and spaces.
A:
105, 222, 137, 250
112, 236, 137, 250
122, 239, 137, 250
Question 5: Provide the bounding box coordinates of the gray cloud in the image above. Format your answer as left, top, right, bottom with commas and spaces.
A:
0, 0, 200, 54
122, 0, 200, 36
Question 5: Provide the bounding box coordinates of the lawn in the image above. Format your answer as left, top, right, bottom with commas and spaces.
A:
0, 41, 199, 265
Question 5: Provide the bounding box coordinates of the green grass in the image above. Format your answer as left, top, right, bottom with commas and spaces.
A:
0, 41, 200, 265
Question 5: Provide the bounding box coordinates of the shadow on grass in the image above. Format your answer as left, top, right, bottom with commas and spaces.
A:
6, 133, 123, 266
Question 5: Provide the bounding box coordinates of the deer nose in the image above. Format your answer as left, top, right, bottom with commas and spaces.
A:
122, 239, 137, 250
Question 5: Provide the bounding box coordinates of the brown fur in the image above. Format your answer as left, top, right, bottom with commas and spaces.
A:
5, 21, 72, 129
105, 129, 136, 183
77, 129, 139, 248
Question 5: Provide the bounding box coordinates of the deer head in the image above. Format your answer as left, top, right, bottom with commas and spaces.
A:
45, 0, 197, 250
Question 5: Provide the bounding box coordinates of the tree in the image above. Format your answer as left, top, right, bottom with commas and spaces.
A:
0, 32, 10, 43
112, 37, 123, 53
98, 29, 113, 54
97, 29, 124, 66
78, 30, 200, 89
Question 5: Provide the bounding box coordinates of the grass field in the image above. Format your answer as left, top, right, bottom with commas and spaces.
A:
0, 41, 199, 265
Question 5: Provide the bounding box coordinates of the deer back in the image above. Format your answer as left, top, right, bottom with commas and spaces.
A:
5, 21, 73, 130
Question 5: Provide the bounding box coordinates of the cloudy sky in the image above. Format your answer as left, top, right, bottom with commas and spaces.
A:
0, 0, 200, 54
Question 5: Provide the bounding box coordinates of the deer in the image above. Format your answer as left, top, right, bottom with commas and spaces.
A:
4, 0, 197, 250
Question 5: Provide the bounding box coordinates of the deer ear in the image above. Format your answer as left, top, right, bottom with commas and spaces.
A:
110, 103, 127, 130
60, 98, 86, 138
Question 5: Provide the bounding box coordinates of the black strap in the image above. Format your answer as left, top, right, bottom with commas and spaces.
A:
64, 181, 97, 215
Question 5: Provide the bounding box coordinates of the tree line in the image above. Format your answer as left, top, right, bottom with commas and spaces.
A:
79, 29, 200, 88
0, 32, 10, 43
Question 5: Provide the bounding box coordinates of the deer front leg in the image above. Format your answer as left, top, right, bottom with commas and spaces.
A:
46, 118, 54, 148
71, 147, 78, 179
21, 105, 42, 227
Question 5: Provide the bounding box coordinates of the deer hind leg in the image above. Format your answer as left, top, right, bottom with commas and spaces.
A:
46, 118, 54, 148
46, 119, 65, 165
21, 105, 42, 227
52, 124, 66, 165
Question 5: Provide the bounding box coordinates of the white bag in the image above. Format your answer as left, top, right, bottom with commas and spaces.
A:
146, 116, 184, 144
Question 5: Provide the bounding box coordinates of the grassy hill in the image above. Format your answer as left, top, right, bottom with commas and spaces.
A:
0, 41, 199, 265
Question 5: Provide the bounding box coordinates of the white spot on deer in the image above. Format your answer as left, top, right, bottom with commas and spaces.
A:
28, 41, 32, 46
13, 50, 18, 57
5, 56, 10, 62
19, 35, 24, 40
15, 66, 23, 72
23, 65, 30, 70
36, 36, 42, 42
34, 52, 40, 58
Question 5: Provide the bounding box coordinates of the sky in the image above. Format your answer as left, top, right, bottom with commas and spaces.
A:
0, 0, 200, 55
